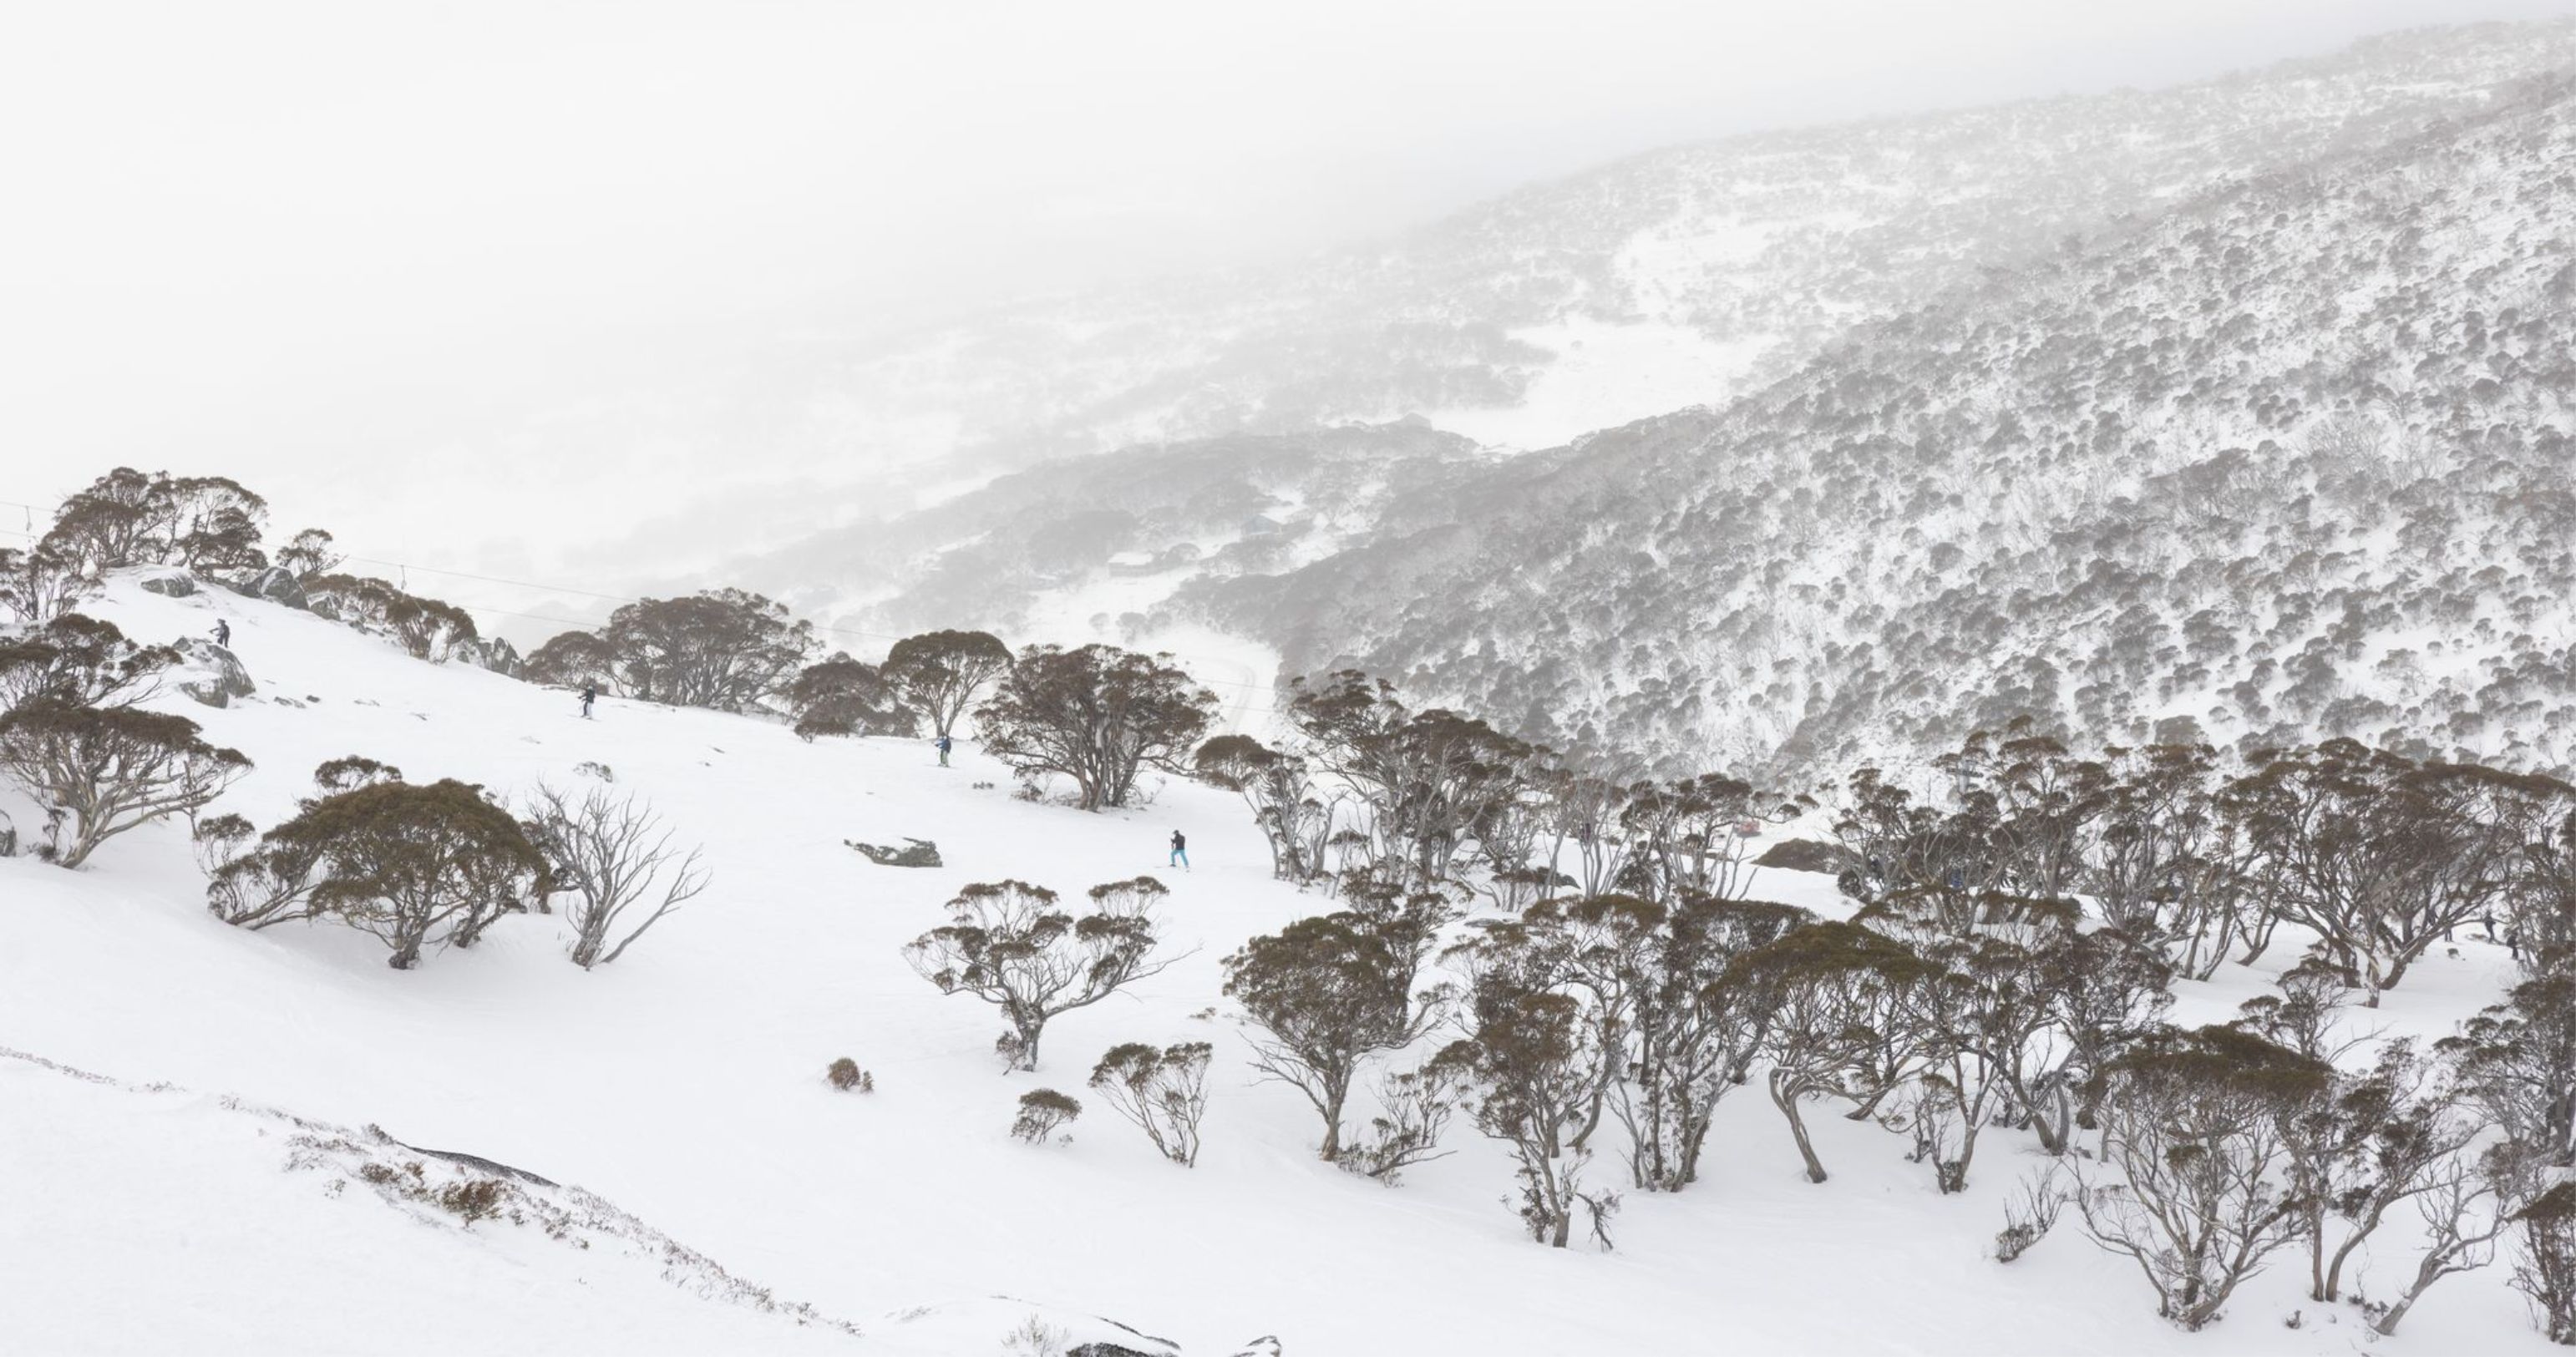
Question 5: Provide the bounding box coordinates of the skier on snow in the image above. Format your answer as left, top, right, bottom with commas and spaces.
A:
212, 620, 231, 649
1169, 830, 1189, 870
936, 733, 953, 767
580, 682, 597, 720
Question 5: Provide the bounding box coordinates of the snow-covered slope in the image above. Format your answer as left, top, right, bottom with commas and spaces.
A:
556, 19, 2576, 596
0, 576, 2554, 1354
1154, 57, 2576, 781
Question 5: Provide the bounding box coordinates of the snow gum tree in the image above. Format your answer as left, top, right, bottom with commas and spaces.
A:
520, 783, 710, 969
0, 614, 180, 713
1614, 894, 1810, 1192
1618, 774, 1806, 904
1194, 733, 1330, 882
976, 644, 1215, 811
1896, 930, 2052, 1192
520, 630, 617, 692
302, 575, 480, 661
1012, 1089, 1082, 1144
906, 877, 1174, 1071
1223, 895, 1452, 1161
0, 699, 248, 868
2446, 975, 2576, 1233
882, 629, 1013, 740
1287, 671, 1539, 886
2070, 1025, 2330, 1331
1726, 919, 1935, 1184
1088, 1041, 1212, 1167
595, 588, 814, 711
40, 468, 271, 575
0, 544, 94, 625
2087, 742, 2248, 980
2226, 741, 2576, 1000
1437, 929, 1618, 1248
210, 777, 548, 968
2027, 926, 2176, 1148
788, 654, 912, 740
274, 527, 342, 580
2264, 1035, 2495, 1315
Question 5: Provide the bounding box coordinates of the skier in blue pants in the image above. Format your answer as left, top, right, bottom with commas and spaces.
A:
1169, 830, 1189, 871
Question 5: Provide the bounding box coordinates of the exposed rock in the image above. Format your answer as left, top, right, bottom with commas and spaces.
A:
173, 640, 255, 710
372, 1124, 558, 1187
1230, 1341, 1285, 1357
138, 571, 197, 598
845, 837, 941, 868
1754, 838, 1852, 874
230, 565, 308, 610
457, 635, 520, 676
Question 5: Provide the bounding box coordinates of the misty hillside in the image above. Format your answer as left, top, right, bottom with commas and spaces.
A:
1188, 62, 2576, 779
728, 20, 2574, 528
748, 23, 2576, 784
31, 12, 2576, 1357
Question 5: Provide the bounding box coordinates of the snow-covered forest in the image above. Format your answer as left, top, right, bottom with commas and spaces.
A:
10, 13, 2576, 1357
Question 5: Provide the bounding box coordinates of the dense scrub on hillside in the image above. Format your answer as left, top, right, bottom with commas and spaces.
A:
746, 36, 2576, 793
1155, 660, 2576, 1334
710, 18, 2575, 533
1179, 71, 2576, 783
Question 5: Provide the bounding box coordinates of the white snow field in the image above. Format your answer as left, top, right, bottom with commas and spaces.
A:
0, 575, 2551, 1355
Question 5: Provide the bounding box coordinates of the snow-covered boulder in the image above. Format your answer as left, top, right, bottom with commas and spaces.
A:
230, 565, 308, 610
847, 837, 942, 868
173, 640, 256, 709
137, 570, 197, 598
454, 635, 520, 676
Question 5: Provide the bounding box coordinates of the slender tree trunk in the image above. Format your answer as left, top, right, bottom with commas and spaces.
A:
1316, 1073, 1350, 1161
1770, 1071, 1828, 1183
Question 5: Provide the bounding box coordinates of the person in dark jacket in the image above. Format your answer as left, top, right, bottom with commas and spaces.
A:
936, 734, 953, 767
579, 682, 597, 719
1169, 830, 1189, 870
211, 620, 231, 649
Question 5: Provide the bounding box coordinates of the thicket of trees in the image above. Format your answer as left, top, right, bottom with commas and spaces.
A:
526, 589, 814, 712
304, 575, 479, 661
0, 607, 247, 868
40, 469, 272, 576
195, 761, 710, 973
1162, 676, 2576, 1339
3, 468, 489, 672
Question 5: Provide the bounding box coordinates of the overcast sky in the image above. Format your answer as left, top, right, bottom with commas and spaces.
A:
4, 0, 2572, 571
